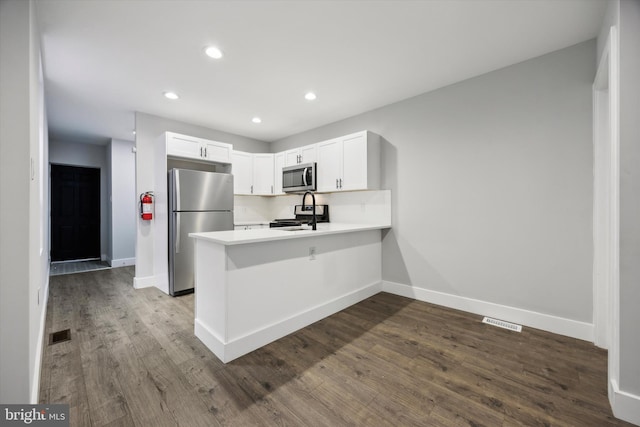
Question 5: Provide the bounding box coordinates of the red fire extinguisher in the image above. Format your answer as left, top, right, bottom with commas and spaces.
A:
140, 192, 154, 220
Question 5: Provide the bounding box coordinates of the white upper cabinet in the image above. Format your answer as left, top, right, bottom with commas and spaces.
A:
202, 139, 232, 163
232, 151, 275, 195
301, 144, 317, 164
284, 143, 318, 166
316, 131, 380, 192
232, 130, 378, 196
285, 149, 301, 166
231, 151, 253, 195
166, 132, 232, 164
274, 152, 286, 195
316, 138, 342, 192
253, 153, 275, 195
166, 133, 201, 159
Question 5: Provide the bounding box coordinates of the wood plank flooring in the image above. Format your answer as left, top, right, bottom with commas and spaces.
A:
39, 267, 632, 426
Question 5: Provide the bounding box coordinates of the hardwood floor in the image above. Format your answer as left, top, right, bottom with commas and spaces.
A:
39, 267, 631, 426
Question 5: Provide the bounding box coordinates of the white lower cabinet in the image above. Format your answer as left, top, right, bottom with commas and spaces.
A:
231, 151, 274, 195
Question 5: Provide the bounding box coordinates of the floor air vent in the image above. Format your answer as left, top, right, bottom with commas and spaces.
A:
482, 317, 522, 332
49, 329, 71, 345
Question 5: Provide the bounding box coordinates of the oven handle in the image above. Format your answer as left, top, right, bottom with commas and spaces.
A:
303, 167, 308, 186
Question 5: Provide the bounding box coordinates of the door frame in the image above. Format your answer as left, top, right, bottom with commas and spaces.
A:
592, 25, 619, 397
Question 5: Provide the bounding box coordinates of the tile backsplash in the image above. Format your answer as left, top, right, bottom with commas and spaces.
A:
234, 190, 390, 226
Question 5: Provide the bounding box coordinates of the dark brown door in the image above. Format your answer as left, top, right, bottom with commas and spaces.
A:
50, 165, 101, 261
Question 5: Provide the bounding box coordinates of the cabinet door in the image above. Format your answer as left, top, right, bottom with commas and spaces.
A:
167, 134, 203, 160
203, 140, 232, 164
231, 151, 253, 195
300, 144, 317, 164
341, 132, 368, 191
284, 149, 301, 166
253, 153, 274, 195
274, 152, 285, 195
316, 138, 342, 192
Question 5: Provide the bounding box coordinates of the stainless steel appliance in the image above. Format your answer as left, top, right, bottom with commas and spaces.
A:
168, 169, 234, 296
270, 204, 329, 230
282, 162, 316, 193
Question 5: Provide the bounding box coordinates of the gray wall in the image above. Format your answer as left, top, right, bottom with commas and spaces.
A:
618, 0, 640, 397
272, 41, 595, 324
0, 0, 49, 403
49, 140, 109, 261
109, 139, 136, 265
134, 112, 268, 283
136, 112, 269, 154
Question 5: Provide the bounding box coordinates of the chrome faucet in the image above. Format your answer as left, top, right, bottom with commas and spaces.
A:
301, 191, 317, 230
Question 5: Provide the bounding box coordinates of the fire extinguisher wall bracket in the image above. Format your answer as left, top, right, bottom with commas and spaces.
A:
140, 192, 154, 220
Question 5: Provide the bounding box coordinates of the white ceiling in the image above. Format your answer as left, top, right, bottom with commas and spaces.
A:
35, 0, 606, 145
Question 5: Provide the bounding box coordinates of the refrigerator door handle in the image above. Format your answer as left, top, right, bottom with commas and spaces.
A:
175, 213, 181, 253
175, 171, 181, 211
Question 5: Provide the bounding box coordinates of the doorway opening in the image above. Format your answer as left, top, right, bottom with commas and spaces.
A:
50, 164, 101, 263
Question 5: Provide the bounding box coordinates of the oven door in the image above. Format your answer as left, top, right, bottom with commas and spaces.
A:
282, 162, 316, 192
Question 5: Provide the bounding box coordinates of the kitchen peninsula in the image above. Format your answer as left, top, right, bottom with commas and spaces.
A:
190, 191, 391, 363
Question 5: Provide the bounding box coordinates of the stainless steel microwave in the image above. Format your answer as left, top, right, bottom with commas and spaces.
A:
282, 162, 316, 193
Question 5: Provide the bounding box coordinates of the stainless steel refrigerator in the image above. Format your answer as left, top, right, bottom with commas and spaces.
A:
168, 169, 234, 296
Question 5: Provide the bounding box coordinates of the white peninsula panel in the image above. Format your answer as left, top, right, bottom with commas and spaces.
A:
191, 224, 388, 363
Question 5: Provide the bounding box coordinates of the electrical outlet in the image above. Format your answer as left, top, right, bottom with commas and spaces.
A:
309, 246, 316, 260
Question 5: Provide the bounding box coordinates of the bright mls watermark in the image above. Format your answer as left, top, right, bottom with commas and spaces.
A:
0, 405, 69, 426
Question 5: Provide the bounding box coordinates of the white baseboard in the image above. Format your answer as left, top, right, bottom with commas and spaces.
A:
109, 257, 135, 268
133, 275, 156, 289
31, 270, 50, 403
382, 281, 594, 342
196, 282, 382, 363
134, 274, 169, 294
611, 379, 640, 425
194, 320, 228, 361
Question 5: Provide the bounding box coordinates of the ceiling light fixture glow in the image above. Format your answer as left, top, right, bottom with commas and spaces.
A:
304, 92, 317, 101
205, 46, 223, 59
252, 117, 262, 124
163, 91, 179, 100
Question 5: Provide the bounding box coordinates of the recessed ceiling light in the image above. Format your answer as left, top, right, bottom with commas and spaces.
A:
132, 130, 136, 135
252, 117, 262, 124
205, 46, 223, 59
304, 92, 317, 101
164, 91, 179, 100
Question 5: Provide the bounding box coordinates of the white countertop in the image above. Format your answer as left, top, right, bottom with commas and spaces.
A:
234, 221, 270, 226
190, 222, 390, 246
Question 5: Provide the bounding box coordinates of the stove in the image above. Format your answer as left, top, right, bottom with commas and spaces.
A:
269, 205, 329, 229
270, 219, 303, 228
